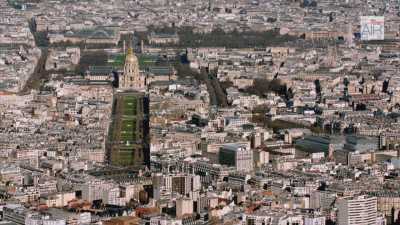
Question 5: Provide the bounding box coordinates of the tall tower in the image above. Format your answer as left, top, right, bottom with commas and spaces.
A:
120, 47, 145, 90
337, 195, 377, 225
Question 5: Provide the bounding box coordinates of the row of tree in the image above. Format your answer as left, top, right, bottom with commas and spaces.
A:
173, 60, 228, 107
243, 78, 294, 100
141, 26, 297, 48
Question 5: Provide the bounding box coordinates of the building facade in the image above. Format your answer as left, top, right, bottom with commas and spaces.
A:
219, 143, 253, 172
119, 48, 146, 90
337, 195, 378, 225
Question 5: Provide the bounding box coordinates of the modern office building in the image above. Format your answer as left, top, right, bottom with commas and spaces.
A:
107, 91, 150, 168
337, 195, 377, 225
219, 143, 253, 172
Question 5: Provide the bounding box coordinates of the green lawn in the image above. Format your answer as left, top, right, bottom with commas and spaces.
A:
119, 95, 138, 143
109, 92, 145, 166
109, 53, 159, 69
120, 118, 136, 142
138, 55, 158, 68
110, 54, 126, 67
123, 96, 137, 115
114, 150, 134, 165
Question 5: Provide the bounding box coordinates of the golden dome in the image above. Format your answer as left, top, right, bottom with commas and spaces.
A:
125, 47, 138, 64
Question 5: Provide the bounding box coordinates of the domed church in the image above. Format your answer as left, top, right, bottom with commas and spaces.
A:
119, 47, 146, 90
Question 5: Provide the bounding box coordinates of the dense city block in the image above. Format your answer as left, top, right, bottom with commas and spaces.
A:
1, 0, 400, 225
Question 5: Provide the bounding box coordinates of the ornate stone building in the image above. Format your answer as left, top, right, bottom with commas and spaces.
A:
119, 48, 146, 90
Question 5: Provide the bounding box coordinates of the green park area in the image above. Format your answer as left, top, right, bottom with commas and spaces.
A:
122, 96, 138, 115
119, 95, 138, 152
109, 53, 159, 69
109, 92, 144, 166
114, 147, 135, 166
110, 54, 126, 68
120, 117, 137, 143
